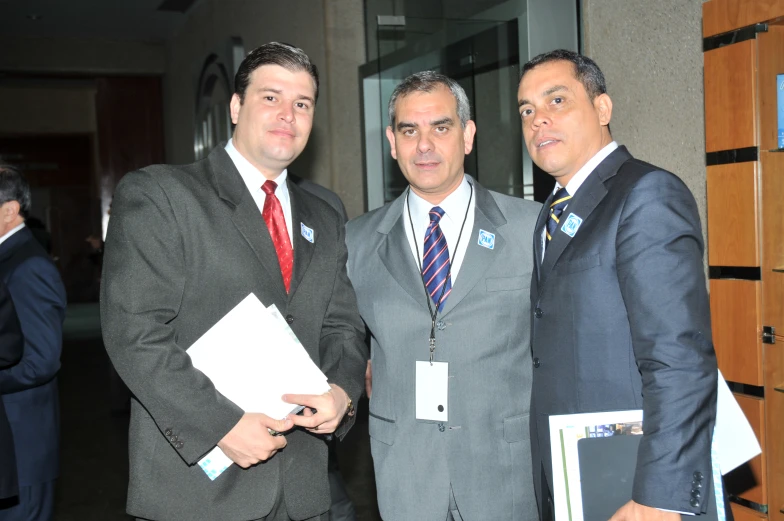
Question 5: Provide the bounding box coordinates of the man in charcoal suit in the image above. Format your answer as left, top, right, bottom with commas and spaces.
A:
101, 42, 366, 521
0, 280, 23, 504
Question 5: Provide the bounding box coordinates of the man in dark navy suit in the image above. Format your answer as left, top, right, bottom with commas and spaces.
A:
0, 279, 23, 504
0, 164, 67, 521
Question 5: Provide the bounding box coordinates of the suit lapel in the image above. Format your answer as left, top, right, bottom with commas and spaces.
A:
210, 147, 288, 301
287, 181, 316, 300
376, 194, 431, 312
439, 181, 506, 316
537, 146, 633, 297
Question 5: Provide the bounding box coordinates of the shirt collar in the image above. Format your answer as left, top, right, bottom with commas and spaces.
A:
407, 175, 471, 226
0, 222, 26, 247
225, 139, 289, 195
555, 141, 618, 196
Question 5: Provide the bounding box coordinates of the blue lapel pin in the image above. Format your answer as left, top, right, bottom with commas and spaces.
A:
300, 223, 314, 243
561, 213, 583, 237
477, 229, 495, 250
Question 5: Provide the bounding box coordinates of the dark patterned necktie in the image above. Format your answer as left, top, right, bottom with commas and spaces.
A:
546, 187, 571, 245
422, 206, 452, 312
261, 180, 293, 292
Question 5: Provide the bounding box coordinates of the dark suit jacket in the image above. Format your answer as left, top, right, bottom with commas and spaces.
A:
530, 146, 719, 515
0, 279, 23, 499
100, 145, 367, 521
0, 227, 67, 488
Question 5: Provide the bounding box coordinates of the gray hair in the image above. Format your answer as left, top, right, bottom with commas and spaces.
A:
387, 71, 471, 128
0, 163, 31, 219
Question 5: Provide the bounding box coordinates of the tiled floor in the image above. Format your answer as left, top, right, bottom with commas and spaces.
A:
53, 304, 381, 520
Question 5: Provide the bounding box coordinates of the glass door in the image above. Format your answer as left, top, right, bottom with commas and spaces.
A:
361, 19, 531, 210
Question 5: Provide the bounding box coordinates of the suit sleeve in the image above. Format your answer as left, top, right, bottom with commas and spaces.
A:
0, 257, 65, 393
0, 280, 23, 369
616, 171, 717, 513
100, 171, 243, 464
320, 218, 368, 439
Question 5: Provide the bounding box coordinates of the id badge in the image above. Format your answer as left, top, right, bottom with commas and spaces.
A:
415, 361, 448, 421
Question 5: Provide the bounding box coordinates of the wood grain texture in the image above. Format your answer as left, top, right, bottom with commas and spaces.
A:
730, 502, 768, 521
704, 40, 757, 152
710, 279, 763, 385
758, 27, 784, 152
707, 162, 759, 267
703, 0, 784, 37
761, 153, 784, 272
726, 394, 767, 504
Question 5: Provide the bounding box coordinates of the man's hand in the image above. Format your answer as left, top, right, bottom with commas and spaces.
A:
283, 384, 350, 434
217, 413, 293, 468
365, 360, 372, 398
609, 501, 681, 521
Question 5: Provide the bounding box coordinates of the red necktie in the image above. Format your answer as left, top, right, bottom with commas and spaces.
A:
261, 180, 293, 292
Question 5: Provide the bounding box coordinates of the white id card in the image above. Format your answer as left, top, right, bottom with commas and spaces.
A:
415, 361, 449, 421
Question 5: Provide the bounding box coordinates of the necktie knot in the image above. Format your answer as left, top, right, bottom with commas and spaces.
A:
429, 206, 445, 224
262, 180, 277, 196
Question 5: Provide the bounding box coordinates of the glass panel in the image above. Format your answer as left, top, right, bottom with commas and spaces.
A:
363, 16, 527, 207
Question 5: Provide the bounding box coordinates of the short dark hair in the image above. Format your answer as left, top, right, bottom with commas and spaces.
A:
234, 42, 319, 103
388, 71, 471, 128
521, 49, 607, 101
0, 163, 31, 219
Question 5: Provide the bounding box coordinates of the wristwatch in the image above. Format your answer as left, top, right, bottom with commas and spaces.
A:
346, 396, 355, 418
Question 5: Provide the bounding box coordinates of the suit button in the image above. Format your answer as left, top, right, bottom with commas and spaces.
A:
534, 308, 543, 318
176, 441, 184, 449
691, 489, 701, 499
164, 429, 172, 436
169, 435, 178, 443
533, 357, 541, 368
690, 498, 700, 508
286, 314, 294, 324
692, 480, 702, 489
693, 471, 703, 481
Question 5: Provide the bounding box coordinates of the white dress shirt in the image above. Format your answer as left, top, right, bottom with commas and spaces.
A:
0, 222, 25, 247
225, 139, 293, 244
404, 175, 475, 284
540, 141, 618, 259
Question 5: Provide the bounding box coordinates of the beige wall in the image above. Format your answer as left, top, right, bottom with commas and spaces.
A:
163, 0, 367, 217
582, 0, 708, 241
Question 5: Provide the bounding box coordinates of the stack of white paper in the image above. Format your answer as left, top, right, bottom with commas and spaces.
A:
186, 293, 332, 480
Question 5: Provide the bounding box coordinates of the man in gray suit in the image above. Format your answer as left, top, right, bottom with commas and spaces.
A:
519, 50, 725, 521
346, 71, 540, 521
101, 42, 366, 521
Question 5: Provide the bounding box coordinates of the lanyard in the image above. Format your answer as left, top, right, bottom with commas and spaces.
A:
406, 182, 474, 364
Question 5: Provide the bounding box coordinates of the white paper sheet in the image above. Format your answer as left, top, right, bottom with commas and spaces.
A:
187, 293, 331, 479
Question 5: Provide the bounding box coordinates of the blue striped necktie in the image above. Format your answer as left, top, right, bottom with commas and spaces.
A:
546, 187, 572, 244
422, 206, 452, 312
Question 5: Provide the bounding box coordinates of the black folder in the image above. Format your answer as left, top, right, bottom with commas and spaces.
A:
577, 436, 719, 521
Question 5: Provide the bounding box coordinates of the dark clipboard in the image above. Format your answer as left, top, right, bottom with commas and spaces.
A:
577, 436, 719, 521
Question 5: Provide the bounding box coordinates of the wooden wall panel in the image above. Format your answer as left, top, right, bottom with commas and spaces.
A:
766, 385, 784, 520
726, 394, 767, 504
707, 162, 759, 267
761, 152, 784, 272
758, 27, 784, 152
730, 503, 768, 521
703, 0, 784, 37
710, 279, 763, 385
704, 40, 758, 152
